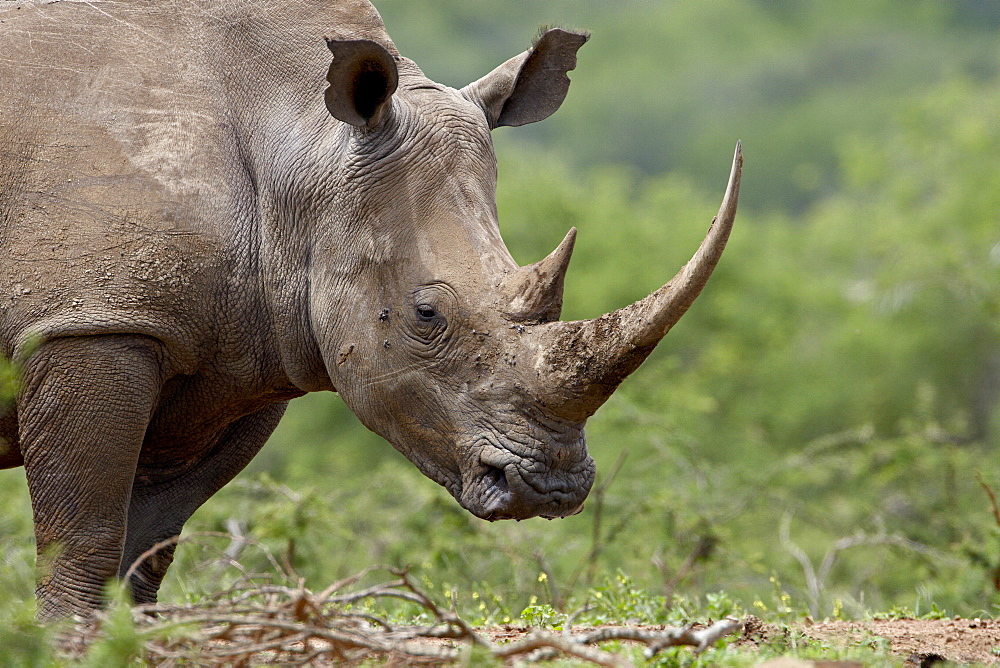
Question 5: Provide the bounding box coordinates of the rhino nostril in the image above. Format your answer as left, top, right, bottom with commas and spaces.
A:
474, 457, 514, 521
482, 461, 509, 495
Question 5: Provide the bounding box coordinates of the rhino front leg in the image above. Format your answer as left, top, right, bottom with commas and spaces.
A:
120, 402, 288, 604
19, 335, 165, 619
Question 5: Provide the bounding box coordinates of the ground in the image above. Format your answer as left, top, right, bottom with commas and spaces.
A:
63, 568, 1000, 665
479, 617, 1000, 665
741, 615, 1000, 666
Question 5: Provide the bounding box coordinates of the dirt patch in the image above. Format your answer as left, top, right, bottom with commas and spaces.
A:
742, 615, 1000, 666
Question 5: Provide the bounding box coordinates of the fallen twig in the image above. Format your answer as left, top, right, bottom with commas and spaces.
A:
78, 547, 746, 665
577, 617, 744, 657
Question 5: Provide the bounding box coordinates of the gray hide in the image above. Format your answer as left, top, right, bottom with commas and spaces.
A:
0, 0, 741, 619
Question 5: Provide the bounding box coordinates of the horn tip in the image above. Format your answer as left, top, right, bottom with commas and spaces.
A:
724, 141, 742, 204
548, 227, 577, 261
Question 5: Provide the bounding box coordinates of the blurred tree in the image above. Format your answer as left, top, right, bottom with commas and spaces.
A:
376, 0, 1000, 214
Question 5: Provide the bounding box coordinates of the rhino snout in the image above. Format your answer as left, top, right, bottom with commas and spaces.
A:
460, 440, 595, 521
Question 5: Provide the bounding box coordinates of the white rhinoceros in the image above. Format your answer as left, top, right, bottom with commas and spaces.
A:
0, 0, 740, 618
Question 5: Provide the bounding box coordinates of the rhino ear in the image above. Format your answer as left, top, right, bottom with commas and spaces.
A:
324, 38, 398, 127
461, 28, 589, 129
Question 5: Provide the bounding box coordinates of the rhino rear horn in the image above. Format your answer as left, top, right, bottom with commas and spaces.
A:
503, 228, 576, 323
324, 38, 398, 127
462, 28, 589, 129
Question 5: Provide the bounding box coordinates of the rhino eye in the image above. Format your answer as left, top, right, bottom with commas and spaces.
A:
416, 304, 437, 321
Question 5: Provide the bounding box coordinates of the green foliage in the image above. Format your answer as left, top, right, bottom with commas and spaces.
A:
0, 357, 17, 406
0, 597, 58, 667
81, 586, 144, 668
378, 0, 1000, 214
0, 354, 18, 462
519, 602, 561, 628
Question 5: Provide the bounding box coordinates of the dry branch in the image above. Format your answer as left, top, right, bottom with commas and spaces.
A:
73, 558, 744, 665
977, 473, 1000, 529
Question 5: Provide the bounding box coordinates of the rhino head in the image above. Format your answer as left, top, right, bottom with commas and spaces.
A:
308, 30, 741, 521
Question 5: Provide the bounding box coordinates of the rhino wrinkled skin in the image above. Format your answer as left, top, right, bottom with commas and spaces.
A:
0, 0, 741, 618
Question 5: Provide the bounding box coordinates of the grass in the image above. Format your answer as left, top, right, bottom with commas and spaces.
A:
0, 516, 995, 665
0, 549, 901, 666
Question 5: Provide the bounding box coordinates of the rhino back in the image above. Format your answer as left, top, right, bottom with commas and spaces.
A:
0, 0, 391, 368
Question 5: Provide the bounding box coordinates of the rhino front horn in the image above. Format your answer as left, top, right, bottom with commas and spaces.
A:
532, 142, 742, 420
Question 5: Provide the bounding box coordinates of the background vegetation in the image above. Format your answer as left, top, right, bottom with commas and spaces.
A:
1, 0, 999, 653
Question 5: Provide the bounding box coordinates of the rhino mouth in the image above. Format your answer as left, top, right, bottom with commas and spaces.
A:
457, 439, 595, 521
